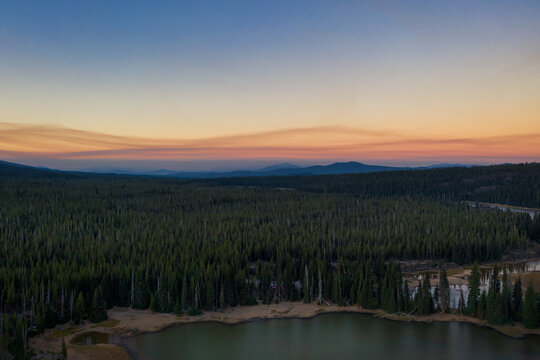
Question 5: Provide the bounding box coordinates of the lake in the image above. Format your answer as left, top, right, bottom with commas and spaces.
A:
121, 313, 539, 360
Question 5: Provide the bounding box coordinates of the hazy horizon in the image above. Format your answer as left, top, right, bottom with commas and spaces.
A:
2, 156, 533, 173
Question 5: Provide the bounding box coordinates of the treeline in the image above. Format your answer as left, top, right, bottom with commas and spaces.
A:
202, 163, 540, 208
0, 165, 538, 357
413, 264, 540, 328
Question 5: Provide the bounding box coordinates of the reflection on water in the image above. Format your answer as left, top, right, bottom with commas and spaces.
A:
479, 259, 540, 280
122, 313, 539, 360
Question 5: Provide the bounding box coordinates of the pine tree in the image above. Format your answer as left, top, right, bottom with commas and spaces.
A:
417, 273, 433, 316
501, 269, 512, 323
133, 274, 148, 310
512, 277, 522, 322
205, 279, 214, 310
486, 268, 503, 325
181, 276, 188, 312
438, 269, 450, 314
157, 275, 169, 313
402, 280, 410, 313
44, 303, 58, 329
478, 291, 487, 320
318, 269, 323, 305
36, 312, 45, 333
332, 273, 340, 305
174, 299, 182, 315
149, 295, 158, 312
303, 264, 310, 303
466, 262, 480, 316
74, 292, 85, 324
360, 277, 374, 309
11, 318, 26, 360
522, 281, 538, 329
89, 288, 108, 323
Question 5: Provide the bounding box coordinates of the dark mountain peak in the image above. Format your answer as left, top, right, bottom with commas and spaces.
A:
258, 162, 300, 172
299, 161, 398, 175
0, 160, 33, 168
0, 160, 64, 177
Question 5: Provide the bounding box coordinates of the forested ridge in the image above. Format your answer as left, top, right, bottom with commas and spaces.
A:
0, 162, 539, 358
202, 163, 540, 208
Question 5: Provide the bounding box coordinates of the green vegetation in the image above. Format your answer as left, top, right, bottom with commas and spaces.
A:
74, 292, 86, 324
471, 267, 539, 327
486, 268, 504, 324
466, 262, 481, 316
89, 288, 108, 323
438, 269, 450, 314
0, 163, 539, 357
204, 163, 540, 208
523, 281, 539, 329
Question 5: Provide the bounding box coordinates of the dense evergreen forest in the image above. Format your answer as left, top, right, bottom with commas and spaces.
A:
203, 163, 540, 208
0, 162, 539, 358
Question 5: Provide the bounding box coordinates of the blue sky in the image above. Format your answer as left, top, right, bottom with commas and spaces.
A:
1, 1, 539, 170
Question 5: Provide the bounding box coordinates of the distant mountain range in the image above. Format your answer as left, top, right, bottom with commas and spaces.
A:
0, 160, 472, 179
160, 162, 398, 178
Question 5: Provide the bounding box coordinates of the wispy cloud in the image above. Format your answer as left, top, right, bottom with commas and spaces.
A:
1, 122, 539, 163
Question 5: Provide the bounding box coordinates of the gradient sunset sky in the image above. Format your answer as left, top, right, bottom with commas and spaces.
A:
1, 1, 539, 170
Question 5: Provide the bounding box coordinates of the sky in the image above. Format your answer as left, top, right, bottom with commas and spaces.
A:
1, 0, 539, 170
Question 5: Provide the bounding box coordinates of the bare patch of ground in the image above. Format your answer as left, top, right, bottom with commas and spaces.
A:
90, 319, 120, 329
510, 271, 540, 291
66, 344, 129, 360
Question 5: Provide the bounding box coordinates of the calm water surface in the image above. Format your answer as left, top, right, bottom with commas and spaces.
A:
122, 314, 539, 360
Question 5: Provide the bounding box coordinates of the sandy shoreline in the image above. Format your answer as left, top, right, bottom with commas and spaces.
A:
30, 301, 540, 359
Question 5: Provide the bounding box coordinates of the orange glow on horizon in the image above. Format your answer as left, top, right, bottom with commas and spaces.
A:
1, 122, 538, 164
